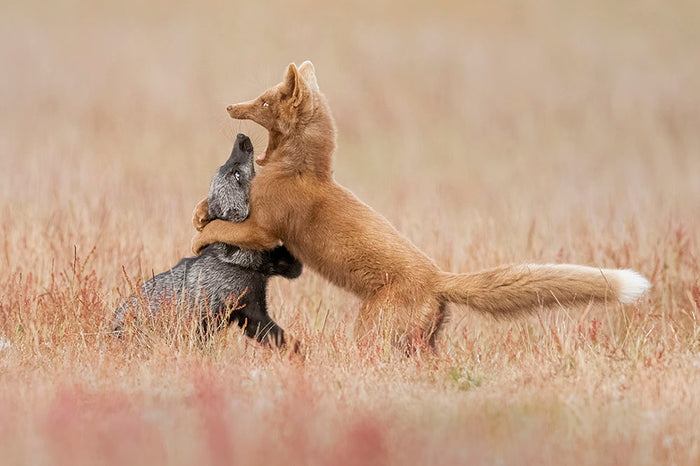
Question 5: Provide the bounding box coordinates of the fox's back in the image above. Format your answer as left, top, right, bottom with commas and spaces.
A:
264, 175, 439, 298
111, 246, 268, 331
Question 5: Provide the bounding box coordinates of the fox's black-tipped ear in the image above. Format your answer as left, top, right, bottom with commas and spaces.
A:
281, 63, 304, 107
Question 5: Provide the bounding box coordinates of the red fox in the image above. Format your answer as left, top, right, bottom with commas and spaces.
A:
191, 61, 650, 350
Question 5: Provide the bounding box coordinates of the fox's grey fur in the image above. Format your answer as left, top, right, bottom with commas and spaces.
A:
112, 133, 302, 346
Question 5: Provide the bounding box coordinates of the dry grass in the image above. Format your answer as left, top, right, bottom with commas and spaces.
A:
1, 0, 699, 464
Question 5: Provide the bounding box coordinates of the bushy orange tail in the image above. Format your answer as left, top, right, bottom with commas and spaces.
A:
435, 264, 650, 317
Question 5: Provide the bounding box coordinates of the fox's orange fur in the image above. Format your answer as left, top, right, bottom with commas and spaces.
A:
192, 61, 650, 349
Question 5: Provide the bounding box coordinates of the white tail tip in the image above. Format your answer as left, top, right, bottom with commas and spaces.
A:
612, 269, 651, 303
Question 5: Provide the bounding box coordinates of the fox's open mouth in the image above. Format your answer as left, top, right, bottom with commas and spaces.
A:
256, 149, 267, 165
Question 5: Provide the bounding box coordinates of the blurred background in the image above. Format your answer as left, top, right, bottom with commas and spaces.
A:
1, 2, 699, 463
0, 0, 698, 310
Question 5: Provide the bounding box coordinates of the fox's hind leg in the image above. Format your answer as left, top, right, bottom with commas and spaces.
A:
354, 286, 446, 352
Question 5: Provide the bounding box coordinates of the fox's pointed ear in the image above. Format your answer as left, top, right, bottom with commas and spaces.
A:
283, 63, 298, 93
298, 60, 319, 92
281, 62, 305, 107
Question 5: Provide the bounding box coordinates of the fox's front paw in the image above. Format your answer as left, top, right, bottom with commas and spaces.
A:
191, 232, 209, 255
192, 198, 210, 231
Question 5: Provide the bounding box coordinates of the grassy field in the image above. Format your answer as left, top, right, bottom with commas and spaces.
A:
1, 0, 699, 464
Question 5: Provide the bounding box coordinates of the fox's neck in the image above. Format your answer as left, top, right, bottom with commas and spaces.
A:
268, 99, 336, 180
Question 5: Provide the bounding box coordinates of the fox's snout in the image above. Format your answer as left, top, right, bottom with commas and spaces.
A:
236, 133, 254, 154
227, 103, 247, 119
227, 100, 275, 132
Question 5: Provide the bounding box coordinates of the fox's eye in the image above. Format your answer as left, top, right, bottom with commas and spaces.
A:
234, 170, 241, 181
262, 102, 269, 108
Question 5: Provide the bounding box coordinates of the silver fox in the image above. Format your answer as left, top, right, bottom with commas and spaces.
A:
112, 134, 302, 347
